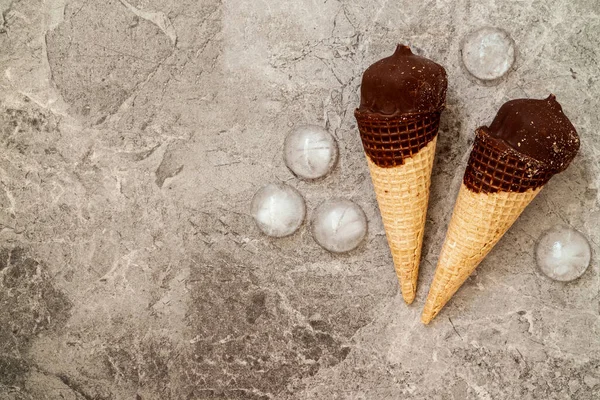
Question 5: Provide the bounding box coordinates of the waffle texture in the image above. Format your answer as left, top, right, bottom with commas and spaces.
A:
355, 110, 441, 167
464, 128, 553, 193
421, 183, 541, 324
366, 137, 437, 304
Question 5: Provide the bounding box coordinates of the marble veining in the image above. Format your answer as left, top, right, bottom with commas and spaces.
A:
0, 0, 598, 399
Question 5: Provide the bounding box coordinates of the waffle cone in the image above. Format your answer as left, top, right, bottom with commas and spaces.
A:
355, 109, 442, 304
421, 183, 541, 324
366, 138, 437, 303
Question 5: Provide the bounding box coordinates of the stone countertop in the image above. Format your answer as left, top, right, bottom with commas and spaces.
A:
0, 0, 598, 399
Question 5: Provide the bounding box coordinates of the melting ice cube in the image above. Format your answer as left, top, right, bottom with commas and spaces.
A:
311, 199, 367, 253
251, 183, 306, 237
535, 225, 591, 282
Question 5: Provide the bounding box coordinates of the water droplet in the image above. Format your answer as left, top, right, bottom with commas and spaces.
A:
284, 125, 338, 180
535, 225, 591, 282
462, 27, 515, 81
311, 199, 367, 253
251, 183, 306, 237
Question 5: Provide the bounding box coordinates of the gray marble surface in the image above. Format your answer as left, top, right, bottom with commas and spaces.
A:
0, 0, 599, 399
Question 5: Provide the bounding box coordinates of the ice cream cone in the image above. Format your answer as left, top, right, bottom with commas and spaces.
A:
354, 45, 447, 304
422, 95, 579, 323
357, 111, 441, 303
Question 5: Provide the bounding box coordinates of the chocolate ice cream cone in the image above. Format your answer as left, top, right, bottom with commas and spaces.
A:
422, 95, 579, 323
355, 45, 447, 303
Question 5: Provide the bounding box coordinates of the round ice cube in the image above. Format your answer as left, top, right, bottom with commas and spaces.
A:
251, 183, 306, 237
462, 27, 515, 81
535, 225, 591, 282
284, 125, 338, 180
312, 199, 367, 253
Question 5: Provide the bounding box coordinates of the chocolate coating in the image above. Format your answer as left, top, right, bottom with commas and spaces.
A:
357, 44, 448, 117
355, 110, 441, 168
487, 95, 579, 172
464, 95, 580, 193
355, 45, 447, 167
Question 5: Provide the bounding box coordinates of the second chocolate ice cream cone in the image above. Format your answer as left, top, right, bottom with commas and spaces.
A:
422, 95, 580, 323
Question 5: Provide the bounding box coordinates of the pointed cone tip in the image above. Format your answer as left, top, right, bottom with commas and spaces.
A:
421, 313, 433, 325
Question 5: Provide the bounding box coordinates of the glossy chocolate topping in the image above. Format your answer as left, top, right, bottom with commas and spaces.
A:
354, 45, 447, 167
464, 95, 580, 193
357, 44, 448, 117
486, 95, 579, 171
